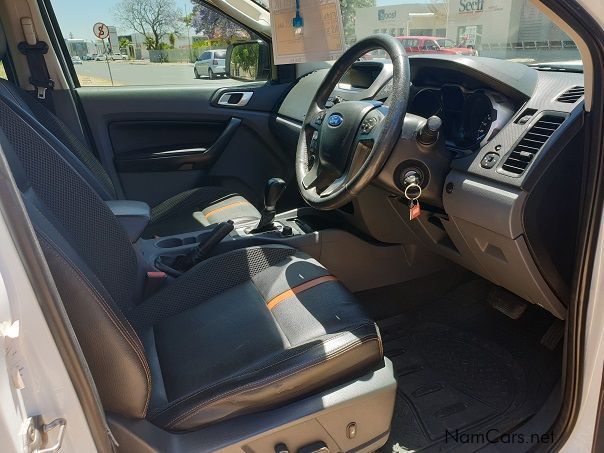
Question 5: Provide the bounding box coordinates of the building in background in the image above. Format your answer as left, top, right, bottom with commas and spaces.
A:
64, 38, 95, 57
106, 25, 119, 53
118, 33, 150, 59
355, 0, 570, 48
355, 3, 447, 40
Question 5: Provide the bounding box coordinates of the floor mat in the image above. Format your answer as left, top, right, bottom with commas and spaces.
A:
377, 280, 562, 452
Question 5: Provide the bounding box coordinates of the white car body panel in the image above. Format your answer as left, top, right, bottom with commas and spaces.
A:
0, 179, 96, 451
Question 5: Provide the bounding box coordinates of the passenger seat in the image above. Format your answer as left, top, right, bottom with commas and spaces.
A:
0, 33, 260, 237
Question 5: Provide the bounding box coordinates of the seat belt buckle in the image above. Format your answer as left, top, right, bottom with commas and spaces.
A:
36, 86, 47, 100
144, 271, 167, 298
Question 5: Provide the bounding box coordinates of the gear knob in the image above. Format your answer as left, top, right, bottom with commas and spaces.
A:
250, 178, 286, 234
264, 178, 286, 212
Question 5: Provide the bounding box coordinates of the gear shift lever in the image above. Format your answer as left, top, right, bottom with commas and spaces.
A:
251, 178, 286, 233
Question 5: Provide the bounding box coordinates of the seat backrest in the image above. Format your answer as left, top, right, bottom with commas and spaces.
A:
0, 19, 115, 201
0, 78, 117, 200
0, 98, 151, 418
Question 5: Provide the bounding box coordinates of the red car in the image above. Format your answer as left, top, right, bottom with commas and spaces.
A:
396, 36, 478, 56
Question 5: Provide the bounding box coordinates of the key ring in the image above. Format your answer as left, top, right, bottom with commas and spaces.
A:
404, 182, 422, 201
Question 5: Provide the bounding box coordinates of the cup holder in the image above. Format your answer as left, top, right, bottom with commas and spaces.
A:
156, 236, 197, 248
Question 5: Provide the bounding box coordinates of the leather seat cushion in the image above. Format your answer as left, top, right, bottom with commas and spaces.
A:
128, 245, 382, 431
144, 187, 261, 238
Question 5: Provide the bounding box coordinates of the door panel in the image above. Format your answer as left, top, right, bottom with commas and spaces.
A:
109, 120, 226, 157
111, 118, 240, 171
76, 83, 293, 208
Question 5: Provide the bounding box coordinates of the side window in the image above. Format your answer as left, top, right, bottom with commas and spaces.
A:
50, 0, 267, 87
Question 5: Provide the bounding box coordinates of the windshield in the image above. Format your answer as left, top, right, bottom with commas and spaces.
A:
251, 0, 582, 69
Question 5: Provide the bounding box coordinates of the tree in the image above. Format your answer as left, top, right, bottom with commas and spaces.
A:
144, 36, 157, 50
340, 0, 376, 43
114, 0, 181, 50
119, 37, 132, 51
231, 43, 259, 79
168, 32, 177, 48
190, 1, 250, 41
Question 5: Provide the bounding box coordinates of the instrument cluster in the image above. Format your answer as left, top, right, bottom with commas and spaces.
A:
408, 84, 515, 154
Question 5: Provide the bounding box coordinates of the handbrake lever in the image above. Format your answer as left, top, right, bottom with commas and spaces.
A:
170, 220, 234, 272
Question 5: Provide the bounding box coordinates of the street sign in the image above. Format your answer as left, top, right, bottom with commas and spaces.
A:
93, 22, 109, 40
92, 22, 114, 86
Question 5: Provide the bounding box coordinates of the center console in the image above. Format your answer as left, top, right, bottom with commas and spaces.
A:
139, 207, 336, 277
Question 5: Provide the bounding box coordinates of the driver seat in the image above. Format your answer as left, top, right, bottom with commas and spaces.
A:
0, 90, 383, 431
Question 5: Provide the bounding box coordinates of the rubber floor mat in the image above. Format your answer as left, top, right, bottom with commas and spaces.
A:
377, 280, 561, 452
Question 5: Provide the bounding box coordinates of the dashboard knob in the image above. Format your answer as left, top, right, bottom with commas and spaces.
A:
418, 116, 442, 145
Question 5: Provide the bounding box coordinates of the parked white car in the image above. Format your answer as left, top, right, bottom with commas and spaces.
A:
95, 53, 127, 61
194, 49, 226, 79
109, 53, 127, 61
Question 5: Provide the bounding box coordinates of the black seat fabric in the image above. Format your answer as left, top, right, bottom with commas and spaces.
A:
0, 95, 382, 430
0, 77, 261, 237
132, 246, 380, 430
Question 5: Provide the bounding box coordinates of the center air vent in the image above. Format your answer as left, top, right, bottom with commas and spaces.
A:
501, 115, 565, 175
556, 86, 584, 103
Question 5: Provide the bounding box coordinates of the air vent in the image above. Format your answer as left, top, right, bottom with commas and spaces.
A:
556, 86, 584, 103
501, 115, 565, 175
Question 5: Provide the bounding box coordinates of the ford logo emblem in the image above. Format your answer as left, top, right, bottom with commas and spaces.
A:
327, 114, 343, 127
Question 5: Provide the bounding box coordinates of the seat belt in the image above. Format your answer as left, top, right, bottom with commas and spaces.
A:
17, 17, 55, 110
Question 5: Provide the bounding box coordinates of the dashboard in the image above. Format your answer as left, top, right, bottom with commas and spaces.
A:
408, 85, 514, 154
275, 54, 585, 320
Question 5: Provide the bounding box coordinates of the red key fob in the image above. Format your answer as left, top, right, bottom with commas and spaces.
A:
409, 199, 421, 220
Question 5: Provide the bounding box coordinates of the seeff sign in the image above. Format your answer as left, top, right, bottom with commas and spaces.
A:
459, 0, 485, 13
378, 9, 397, 21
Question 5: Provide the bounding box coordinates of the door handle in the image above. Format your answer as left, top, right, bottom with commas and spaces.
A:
217, 91, 253, 107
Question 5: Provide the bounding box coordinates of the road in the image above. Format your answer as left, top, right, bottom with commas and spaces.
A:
73, 60, 248, 87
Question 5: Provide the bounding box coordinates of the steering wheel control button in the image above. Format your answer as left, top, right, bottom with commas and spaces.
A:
361, 116, 378, 134
327, 113, 343, 127
314, 111, 326, 125
418, 115, 442, 145
481, 152, 500, 169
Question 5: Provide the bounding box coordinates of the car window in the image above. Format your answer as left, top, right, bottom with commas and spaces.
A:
423, 40, 437, 50
49, 0, 267, 86
398, 38, 419, 48
436, 39, 457, 49
0, 61, 6, 80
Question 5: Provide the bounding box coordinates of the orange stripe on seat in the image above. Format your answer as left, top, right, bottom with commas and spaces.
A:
266, 275, 338, 310
205, 200, 251, 220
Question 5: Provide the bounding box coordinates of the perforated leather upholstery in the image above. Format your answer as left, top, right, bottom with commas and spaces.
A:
0, 92, 383, 431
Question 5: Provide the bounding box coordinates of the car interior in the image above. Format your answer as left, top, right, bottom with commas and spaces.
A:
0, 0, 600, 451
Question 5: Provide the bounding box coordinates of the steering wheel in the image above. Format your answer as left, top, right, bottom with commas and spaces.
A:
296, 34, 410, 210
